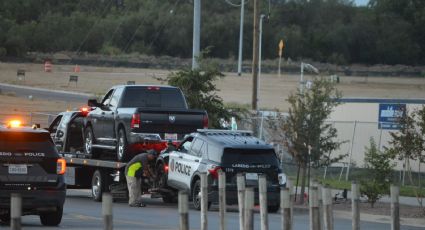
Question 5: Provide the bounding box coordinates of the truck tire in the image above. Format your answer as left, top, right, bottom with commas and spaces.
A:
191, 180, 211, 210
91, 169, 110, 202
40, 206, 63, 226
117, 128, 129, 162
84, 126, 100, 159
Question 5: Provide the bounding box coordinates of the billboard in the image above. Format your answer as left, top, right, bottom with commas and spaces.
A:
378, 104, 406, 130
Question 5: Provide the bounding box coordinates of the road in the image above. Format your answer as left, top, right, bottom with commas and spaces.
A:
1, 190, 423, 230
0, 83, 92, 103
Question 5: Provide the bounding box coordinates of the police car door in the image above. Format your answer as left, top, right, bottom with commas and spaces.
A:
167, 136, 193, 190
183, 138, 203, 187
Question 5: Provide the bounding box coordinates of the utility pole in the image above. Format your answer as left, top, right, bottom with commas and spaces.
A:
192, 0, 201, 70
251, 0, 259, 111
237, 0, 245, 76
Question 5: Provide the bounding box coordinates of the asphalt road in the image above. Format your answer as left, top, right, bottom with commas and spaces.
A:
1, 190, 423, 230
0, 83, 92, 103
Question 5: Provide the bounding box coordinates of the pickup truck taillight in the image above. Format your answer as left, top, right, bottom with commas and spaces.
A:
203, 114, 209, 129
131, 113, 140, 128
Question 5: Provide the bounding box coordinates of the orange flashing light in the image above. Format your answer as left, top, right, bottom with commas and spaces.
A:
57, 158, 67, 175
79, 106, 91, 116
7, 120, 22, 128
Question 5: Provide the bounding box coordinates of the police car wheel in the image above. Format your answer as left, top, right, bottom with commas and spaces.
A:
192, 180, 202, 210
40, 206, 63, 226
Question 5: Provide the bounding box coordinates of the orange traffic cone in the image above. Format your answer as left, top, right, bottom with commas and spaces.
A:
74, 64, 80, 73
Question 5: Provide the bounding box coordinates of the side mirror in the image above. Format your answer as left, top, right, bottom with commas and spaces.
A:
88, 99, 99, 107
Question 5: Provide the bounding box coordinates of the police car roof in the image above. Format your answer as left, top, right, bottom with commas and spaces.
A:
195, 129, 272, 149
0, 125, 49, 134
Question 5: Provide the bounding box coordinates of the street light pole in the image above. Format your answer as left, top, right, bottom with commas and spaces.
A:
192, 0, 201, 70
237, 0, 245, 76
300, 62, 304, 95
258, 14, 266, 111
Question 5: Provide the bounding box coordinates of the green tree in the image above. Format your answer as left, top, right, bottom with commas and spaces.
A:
387, 107, 425, 213
165, 58, 232, 129
281, 78, 344, 204
360, 138, 395, 208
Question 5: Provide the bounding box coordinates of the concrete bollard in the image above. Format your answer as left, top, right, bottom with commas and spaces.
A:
178, 191, 189, 230
286, 179, 294, 224
200, 172, 208, 230
322, 186, 334, 230
281, 187, 292, 230
391, 185, 400, 230
11, 193, 22, 230
244, 187, 254, 230
237, 173, 246, 230
102, 193, 113, 230
351, 181, 360, 230
259, 174, 268, 230
309, 187, 320, 230
317, 182, 324, 229
219, 170, 226, 230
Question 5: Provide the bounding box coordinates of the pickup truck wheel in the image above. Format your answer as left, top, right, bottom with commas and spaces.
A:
117, 129, 129, 162
91, 170, 110, 202
84, 126, 99, 158
40, 206, 63, 226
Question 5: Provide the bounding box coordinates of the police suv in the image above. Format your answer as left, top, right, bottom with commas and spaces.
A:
0, 120, 66, 226
166, 129, 286, 212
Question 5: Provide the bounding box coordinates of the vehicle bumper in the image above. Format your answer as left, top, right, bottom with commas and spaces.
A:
0, 189, 66, 214
208, 185, 281, 206
128, 132, 168, 154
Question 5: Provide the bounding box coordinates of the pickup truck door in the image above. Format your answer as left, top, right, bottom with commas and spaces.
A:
167, 136, 194, 190
92, 89, 114, 142
103, 87, 123, 141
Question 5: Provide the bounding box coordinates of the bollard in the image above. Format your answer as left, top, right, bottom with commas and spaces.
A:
317, 182, 324, 230
219, 170, 226, 230
11, 193, 21, 230
281, 187, 292, 230
102, 193, 113, 230
391, 185, 400, 230
322, 186, 334, 230
200, 172, 208, 230
286, 179, 294, 224
309, 187, 320, 230
351, 181, 360, 230
244, 187, 254, 230
259, 174, 268, 230
179, 191, 189, 230
237, 173, 246, 230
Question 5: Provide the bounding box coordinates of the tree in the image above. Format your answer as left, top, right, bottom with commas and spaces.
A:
387, 106, 425, 214
165, 57, 232, 129
281, 78, 344, 204
360, 138, 395, 208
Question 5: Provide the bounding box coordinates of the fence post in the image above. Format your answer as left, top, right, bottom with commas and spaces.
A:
351, 181, 360, 230
11, 193, 21, 230
322, 186, 333, 230
200, 172, 208, 230
102, 193, 113, 230
219, 170, 226, 230
259, 174, 268, 230
309, 187, 320, 230
179, 191, 189, 230
237, 173, 246, 230
244, 187, 254, 230
391, 185, 400, 230
281, 187, 292, 230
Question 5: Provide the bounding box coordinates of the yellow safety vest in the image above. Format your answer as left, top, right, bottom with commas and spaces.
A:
127, 162, 142, 177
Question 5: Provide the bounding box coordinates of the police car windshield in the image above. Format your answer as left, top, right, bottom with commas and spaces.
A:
220, 148, 279, 166
0, 132, 56, 155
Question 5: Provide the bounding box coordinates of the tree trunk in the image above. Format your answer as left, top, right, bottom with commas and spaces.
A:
299, 163, 307, 204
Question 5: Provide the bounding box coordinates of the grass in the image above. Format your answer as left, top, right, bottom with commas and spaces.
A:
318, 178, 425, 198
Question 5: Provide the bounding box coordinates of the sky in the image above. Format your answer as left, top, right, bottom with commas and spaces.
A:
355, 0, 369, 6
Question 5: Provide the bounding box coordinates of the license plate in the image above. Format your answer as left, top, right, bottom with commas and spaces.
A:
164, 133, 178, 141
8, 164, 27, 174
245, 173, 258, 180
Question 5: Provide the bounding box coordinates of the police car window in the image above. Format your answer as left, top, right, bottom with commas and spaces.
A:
179, 137, 193, 153
207, 144, 222, 163
190, 139, 203, 156
200, 143, 208, 158
109, 87, 123, 108
102, 89, 114, 106
58, 113, 72, 132
49, 115, 62, 132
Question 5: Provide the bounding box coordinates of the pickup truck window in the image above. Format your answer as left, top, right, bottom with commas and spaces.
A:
109, 87, 123, 108
121, 87, 187, 109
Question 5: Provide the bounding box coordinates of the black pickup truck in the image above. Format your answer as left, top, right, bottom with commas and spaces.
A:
84, 85, 208, 161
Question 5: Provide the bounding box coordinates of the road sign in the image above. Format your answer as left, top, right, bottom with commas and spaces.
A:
278, 40, 285, 57
378, 104, 406, 129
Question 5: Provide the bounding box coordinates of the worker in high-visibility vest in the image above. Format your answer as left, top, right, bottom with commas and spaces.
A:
125, 152, 156, 207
